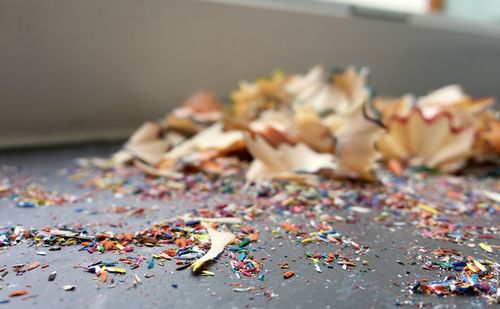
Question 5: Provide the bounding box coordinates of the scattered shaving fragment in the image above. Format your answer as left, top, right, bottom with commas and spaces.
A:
244, 133, 336, 181
191, 224, 235, 272
378, 108, 475, 172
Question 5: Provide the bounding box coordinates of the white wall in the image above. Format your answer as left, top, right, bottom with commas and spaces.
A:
317, 0, 428, 14
1, 0, 499, 148
445, 0, 500, 23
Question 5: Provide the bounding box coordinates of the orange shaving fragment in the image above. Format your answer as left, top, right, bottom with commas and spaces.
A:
101, 240, 115, 251
248, 232, 259, 242
387, 159, 404, 176
175, 239, 187, 247
283, 271, 295, 279
101, 270, 108, 282
27, 261, 40, 271
9, 290, 29, 297
281, 223, 298, 233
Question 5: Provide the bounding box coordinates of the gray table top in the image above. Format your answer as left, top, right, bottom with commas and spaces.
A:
0, 143, 498, 308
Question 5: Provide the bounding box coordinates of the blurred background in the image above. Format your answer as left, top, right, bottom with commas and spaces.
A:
321, 0, 500, 21
1, 0, 499, 148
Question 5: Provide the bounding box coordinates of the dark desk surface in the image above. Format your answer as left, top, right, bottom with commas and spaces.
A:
0, 143, 497, 308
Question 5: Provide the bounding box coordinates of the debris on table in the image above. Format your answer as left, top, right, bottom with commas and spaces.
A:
0, 65, 498, 306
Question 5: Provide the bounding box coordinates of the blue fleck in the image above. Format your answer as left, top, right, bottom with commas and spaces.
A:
17, 201, 36, 208
238, 252, 247, 261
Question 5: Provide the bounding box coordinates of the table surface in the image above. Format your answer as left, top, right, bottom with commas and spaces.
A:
0, 143, 497, 309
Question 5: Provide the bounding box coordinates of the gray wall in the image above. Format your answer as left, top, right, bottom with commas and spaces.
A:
1, 0, 499, 148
